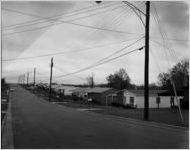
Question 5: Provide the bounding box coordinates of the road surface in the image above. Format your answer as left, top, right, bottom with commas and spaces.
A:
10, 85, 188, 148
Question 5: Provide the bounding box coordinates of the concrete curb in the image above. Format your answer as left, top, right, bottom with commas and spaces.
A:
98, 113, 189, 132
1, 93, 14, 149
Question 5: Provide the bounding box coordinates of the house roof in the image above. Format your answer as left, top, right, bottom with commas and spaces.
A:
158, 90, 183, 96
71, 87, 90, 93
52, 84, 61, 89
126, 90, 167, 96
87, 87, 113, 93
55, 85, 77, 91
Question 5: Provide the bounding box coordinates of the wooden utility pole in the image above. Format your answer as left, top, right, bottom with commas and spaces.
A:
49, 57, 53, 102
144, 1, 150, 121
18, 75, 20, 84
27, 72, 29, 86
34, 67, 36, 86
23, 74, 25, 86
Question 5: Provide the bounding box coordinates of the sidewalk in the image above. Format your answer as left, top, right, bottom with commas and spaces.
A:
1, 91, 14, 149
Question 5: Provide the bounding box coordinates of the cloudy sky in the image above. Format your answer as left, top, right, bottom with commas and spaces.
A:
1, 1, 189, 85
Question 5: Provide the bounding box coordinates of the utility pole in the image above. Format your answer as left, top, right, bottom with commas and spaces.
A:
27, 72, 29, 86
49, 57, 53, 102
33, 67, 36, 86
144, 1, 150, 121
23, 74, 25, 86
18, 76, 19, 85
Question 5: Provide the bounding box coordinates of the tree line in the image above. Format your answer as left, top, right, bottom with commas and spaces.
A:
86, 58, 189, 91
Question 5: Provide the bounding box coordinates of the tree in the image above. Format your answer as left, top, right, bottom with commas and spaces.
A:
157, 72, 171, 89
1, 78, 5, 85
106, 68, 131, 90
158, 58, 189, 91
86, 73, 95, 88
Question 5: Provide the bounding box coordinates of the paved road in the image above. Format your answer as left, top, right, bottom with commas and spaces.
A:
10, 85, 188, 149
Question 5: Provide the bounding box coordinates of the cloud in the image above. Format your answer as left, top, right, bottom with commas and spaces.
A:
2, 1, 75, 60
151, 2, 189, 47
2, 1, 189, 84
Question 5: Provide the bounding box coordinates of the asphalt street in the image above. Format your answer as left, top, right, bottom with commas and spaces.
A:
10, 85, 189, 149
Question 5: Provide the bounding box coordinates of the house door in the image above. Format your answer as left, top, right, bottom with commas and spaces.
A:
130, 96, 134, 106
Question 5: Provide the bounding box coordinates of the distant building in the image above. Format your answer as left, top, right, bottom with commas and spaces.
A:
87, 87, 116, 105
55, 85, 77, 96
71, 87, 90, 100
108, 89, 184, 108
124, 89, 183, 108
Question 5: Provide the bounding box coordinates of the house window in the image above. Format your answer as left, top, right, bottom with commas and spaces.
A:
130, 97, 134, 105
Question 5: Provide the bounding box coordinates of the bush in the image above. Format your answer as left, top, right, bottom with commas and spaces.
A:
111, 102, 122, 107
122, 104, 136, 109
171, 105, 178, 109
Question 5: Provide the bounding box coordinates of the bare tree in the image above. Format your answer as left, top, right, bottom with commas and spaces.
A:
86, 73, 95, 88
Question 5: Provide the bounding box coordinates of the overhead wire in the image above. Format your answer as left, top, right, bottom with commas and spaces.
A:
152, 3, 179, 63
54, 65, 86, 81
122, 1, 145, 16
150, 6, 170, 68
54, 38, 144, 79
55, 46, 144, 79
3, 2, 117, 29
123, 1, 145, 27
2, 36, 143, 62
2, 7, 141, 36
3, 2, 121, 31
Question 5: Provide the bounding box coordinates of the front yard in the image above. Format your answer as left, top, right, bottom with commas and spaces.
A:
58, 101, 189, 127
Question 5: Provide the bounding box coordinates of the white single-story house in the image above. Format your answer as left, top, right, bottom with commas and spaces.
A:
71, 87, 90, 99
122, 90, 183, 108
55, 85, 77, 96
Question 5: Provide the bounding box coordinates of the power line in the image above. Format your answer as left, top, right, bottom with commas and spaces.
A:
152, 4, 179, 63
2, 37, 142, 62
91, 36, 144, 65
2, 7, 140, 36
123, 1, 145, 27
54, 65, 86, 81
150, 37, 188, 42
122, 1, 145, 16
3, 2, 121, 31
2, 6, 187, 43
3, 37, 144, 82
3, 2, 116, 29
55, 44, 144, 79
155, 1, 186, 5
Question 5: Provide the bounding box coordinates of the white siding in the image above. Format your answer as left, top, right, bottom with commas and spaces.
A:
135, 96, 159, 108
123, 91, 136, 105
123, 91, 183, 108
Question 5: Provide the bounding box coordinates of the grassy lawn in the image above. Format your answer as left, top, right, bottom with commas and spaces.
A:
91, 107, 189, 127
57, 100, 189, 127
27, 87, 189, 127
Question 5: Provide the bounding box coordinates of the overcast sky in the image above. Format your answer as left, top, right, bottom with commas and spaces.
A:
1, 1, 189, 85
